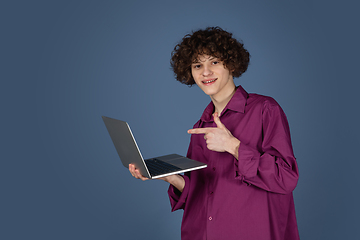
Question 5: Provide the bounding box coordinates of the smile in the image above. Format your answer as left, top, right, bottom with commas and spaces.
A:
202, 78, 217, 84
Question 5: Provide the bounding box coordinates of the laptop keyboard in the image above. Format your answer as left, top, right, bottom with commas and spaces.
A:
145, 158, 182, 176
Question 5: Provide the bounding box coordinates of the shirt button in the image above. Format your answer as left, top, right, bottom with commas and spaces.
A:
212, 167, 216, 171
209, 216, 213, 221
210, 191, 213, 195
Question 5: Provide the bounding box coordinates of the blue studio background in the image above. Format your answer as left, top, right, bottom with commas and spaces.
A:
1, 0, 359, 239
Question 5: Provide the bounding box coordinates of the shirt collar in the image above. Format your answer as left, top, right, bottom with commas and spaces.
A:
200, 85, 249, 122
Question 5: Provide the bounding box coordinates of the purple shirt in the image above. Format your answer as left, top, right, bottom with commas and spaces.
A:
168, 86, 300, 240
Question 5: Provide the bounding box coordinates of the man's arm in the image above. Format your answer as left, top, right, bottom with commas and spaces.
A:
128, 164, 185, 192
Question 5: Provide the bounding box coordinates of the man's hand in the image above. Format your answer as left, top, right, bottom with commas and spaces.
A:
128, 164, 185, 192
187, 112, 240, 159
129, 164, 149, 181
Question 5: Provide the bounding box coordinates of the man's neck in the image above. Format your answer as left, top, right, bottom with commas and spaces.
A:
210, 85, 236, 116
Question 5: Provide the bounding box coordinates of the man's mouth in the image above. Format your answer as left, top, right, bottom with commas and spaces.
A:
202, 78, 217, 84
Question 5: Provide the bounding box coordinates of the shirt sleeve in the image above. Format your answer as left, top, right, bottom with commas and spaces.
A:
167, 173, 190, 211
235, 99, 299, 194
167, 125, 200, 211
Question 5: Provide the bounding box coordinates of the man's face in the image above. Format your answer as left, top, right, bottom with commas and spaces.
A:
191, 55, 234, 100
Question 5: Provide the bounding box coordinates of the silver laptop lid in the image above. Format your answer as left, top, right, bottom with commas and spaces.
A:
102, 116, 151, 178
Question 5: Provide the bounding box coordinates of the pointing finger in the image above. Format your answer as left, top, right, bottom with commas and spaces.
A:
188, 128, 215, 134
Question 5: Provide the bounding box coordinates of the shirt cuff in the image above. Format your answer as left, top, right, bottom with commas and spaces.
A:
235, 142, 260, 180
167, 174, 190, 212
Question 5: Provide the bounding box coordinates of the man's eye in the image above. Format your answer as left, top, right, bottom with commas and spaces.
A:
194, 65, 201, 69
212, 61, 219, 65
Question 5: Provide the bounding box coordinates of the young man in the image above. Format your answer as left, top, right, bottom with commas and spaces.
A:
129, 27, 300, 240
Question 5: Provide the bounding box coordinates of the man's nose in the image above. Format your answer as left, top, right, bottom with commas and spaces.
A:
202, 66, 212, 76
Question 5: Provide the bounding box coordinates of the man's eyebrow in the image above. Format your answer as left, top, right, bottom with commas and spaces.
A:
192, 55, 219, 64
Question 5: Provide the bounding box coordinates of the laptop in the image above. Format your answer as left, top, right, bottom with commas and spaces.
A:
102, 116, 207, 179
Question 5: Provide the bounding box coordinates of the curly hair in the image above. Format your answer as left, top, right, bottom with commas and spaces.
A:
170, 27, 250, 86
